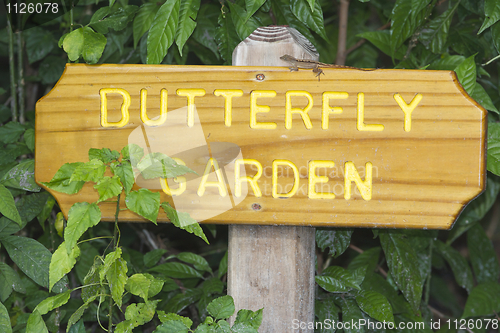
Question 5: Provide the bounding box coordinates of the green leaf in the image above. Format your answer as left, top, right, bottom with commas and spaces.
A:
218, 251, 228, 279
177, 252, 212, 274
0, 184, 22, 226
147, 0, 181, 64
341, 297, 365, 333
144, 248, 167, 267
290, 0, 328, 41
192, 5, 220, 58
207, 295, 235, 320
164, 288, 202, 314
379, 231, 423, 313
1, 235, 68, 292
315, 296, 339, 333
1, 159, 41, 192
434, 240, 474, 293
41, 162, 85, 195
34, 290, 71, 315
100, 248, 122, 282
63, 28, 85, 62
110, 161, 135, 194
226, 2, 260, 42
154, 320, 190, 333
492, 21, 500, 53
82, 27, 107, 64
478, 0, 500, 34
24, 128, 35, 151
390, 0, 426, 57
49, 242, 80, 292
122, 144, 144, 164
471, 82, 499, 113
64, 202, 102, 254
133, 3, 161, 49
234, 308, 263, 329
418, 2, 458, 54
125, 189, 160, 223
271, 0, 316, 50
463, 282, 500, 318
89, 148, 120, 163
245, 0, 266, 18
90, 5, 139, 34
355, 290, 394, 323
0, 121, 25, 144
316, 228, 353, 258
82, 263, 101, 303
126, 273, 151, 301
357, 30, 405, 60
25, 27, 56, 63
175, 0, 200, 55
66, 301, 93, 332
347, 247, 381, 273
454, 54, 476, 96
149, 262, 203, 279
467, 224, 500, 284
315, 266, 361, 293
106, 257, 128, 308
488, 124, 500, 176
137, 153, 195, 179
0, 302, 12, 333
214, 11, 240, 63
0, 217, 20, 238
125, 300, 160, 326
70, 159, 106, 183
428, 54, 466, 70
26, 311, 48, 333
0, 262, 25, 302
94, 175, 123, 203
162, 203, 209, 244
158, 312, 193, 328
144, 273, 164, 298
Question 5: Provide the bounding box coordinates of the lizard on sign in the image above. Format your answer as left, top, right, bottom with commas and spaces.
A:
280, 54, 375, 80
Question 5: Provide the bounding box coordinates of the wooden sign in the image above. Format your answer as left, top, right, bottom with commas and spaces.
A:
35, 64, 486, 229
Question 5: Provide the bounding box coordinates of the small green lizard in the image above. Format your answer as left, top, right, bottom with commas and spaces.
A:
280, 54, 375, 80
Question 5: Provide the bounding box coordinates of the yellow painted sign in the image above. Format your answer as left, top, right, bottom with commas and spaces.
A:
35, 64, 486, 229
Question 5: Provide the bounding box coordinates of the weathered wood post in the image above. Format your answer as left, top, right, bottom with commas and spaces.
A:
228, 26, 317, 332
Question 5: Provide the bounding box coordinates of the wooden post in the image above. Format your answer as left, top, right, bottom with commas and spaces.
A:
228, 26, 317, 332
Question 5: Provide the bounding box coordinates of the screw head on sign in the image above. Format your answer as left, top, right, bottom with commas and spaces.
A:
256, 74, 265, 81
251, 203, 262, 211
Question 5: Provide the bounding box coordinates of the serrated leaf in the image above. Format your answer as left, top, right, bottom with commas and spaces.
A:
234, 308, 263, 329
379, 231, 423, 313
177, 252, 212, 274
133, 3, 161, 49
355, 290, 394, 323
125, 300, 159, 326
94, 175, 123, 203
162, 203, 209, 243
0, 121, 25, 144
454, 54, 476, 95
81, 27, 107, 64
467, 224, 500, 284
126, 273, 151, 301
471, 82, 499, 113
66, 300, 93, 332
82, 263, 101, 303
49, 242, 80, 292
149, 262, 203, 279
154, 320, 190, 333
70, 159, 106, 183
214, 11, 240, 63
111, 161, 135, 194
157, 312, 193, 328
26, 310, 48, 333
175, 0, 200, 56
122, 144, 144, 165
106, 257, 128, 307
1, 159, 41, 192
100, 248, 122, 282
137, 152, 195, 179
34, 290, 71, 315
2, 235, 68, 292
0, 302, 11, 333
88, 148, 120, 164
316, 228, 353, 258
41, 162, 85, 195
207, 295, 234, 320
64, 202, 102, 254
434, 240, 474, 293
290, 0, 328, 41
316, 266, 361, 293
462, 282, 500, 318
147, 0, 180, 64
418, 2, 458, 54
63, 28, 85, 62
478, 0, 500, 34
0, 184, 22, 226
125, 189, 160, 223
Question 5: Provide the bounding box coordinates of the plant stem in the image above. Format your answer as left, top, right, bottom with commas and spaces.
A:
7, 12, 17, 122
108, 192, 121, 333
336, 0, 350, 66
17, 14, 25, 124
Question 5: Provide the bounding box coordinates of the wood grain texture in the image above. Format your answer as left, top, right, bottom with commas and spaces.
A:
35, 60, 486, 230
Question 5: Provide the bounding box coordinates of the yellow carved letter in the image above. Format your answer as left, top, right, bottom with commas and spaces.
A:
176, 88, 206, 127
322, 92, 348, 129
250, 90, 277, 129
214, 89, 244, 127
394, 93, 423, 132
357, 93, 384, 132
285, 91, 313, 130
235, 159, 262, 197
160, 158, 187, 196
140, 89, 168, 126
100, 88, 131, 128
272, 159, 299, 198
344, 161, 372, 201
197, 158, 227, 197
308, 160, 335, 199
